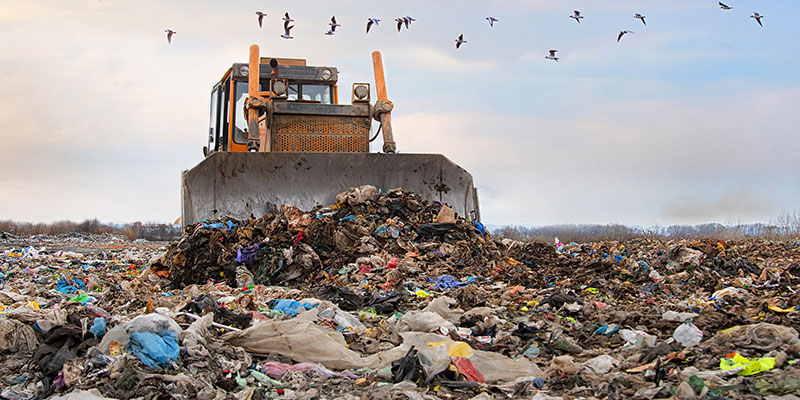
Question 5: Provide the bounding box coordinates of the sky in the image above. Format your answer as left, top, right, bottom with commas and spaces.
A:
0, 0, 798, 227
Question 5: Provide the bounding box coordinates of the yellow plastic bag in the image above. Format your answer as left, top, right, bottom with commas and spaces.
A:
428, 341, 474, 358
720, 353, 775, 376
768, 304, 797, 314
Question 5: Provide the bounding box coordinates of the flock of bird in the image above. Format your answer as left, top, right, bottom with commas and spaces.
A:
163, 2, 768, 62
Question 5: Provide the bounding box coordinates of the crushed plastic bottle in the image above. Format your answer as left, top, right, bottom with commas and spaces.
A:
673, 320, 703, 347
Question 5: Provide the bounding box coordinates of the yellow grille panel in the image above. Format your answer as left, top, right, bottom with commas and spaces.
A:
273, 115, 369, 152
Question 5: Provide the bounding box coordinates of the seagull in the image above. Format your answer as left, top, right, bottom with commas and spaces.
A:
634, 13, 646, 26
366, 18, 380, 34
164, 29, 176, 44
751, 12, 764, 27
570, 11, 583, 24
545, 49, 559, 62
617, 30, 633, 42
255, 11, 266, 28
486, 16, 499, 27
282, 21, 294, 39
455, 34, 466, 49
328, 16, 341, 32
403, 16, 416, 29
395, 18, 405, 32
283, 12, 294, 23
719, 2, 732, 10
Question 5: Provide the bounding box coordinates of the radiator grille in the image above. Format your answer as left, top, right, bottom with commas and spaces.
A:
273, 115, 370, 152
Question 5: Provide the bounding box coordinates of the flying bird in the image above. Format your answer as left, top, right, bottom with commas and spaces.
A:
751, 12, 764, 27
395, 18, 405, 32
366, 18, 380, 34
545, 50, 559, 62
617, 30, 633, 42
570, 11, 583, 24
486, 17, 498, 27
255, 11, 266, 28
634, 13, 646, 26
327, 16, 341, 34
719, 2, 732, 10
283, 12, 294, 23
282, 21, 294, 39
403, 16, 416, 28
455, 34, 466, 49
164, 29, 176, 44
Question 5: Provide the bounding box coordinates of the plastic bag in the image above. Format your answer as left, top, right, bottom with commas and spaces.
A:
89, 317, 106, 338
273, 299, 316, 317
222, 318, 368, 369
619, 329, 657, 348
397, 311, 456, 333
452, 356, 485, 383
127, 330, 180, 369
583, 355, 619, 375
336, 185, 379, 206
673, 320, 703, 347
417, 343, 449, 382
422, 296, 464, 324
720, 353, 775, 376
391, 346, 423, 383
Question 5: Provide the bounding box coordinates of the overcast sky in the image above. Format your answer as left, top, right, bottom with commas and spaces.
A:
0, 0, 797, 226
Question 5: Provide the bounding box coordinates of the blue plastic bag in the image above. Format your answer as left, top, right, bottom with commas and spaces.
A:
273, 299, 316, 317
89, 317, 106, 338
474, 221, 487, 236
127, 330, 180, 369
56, 278, 78, 294
427, 275, 475, 291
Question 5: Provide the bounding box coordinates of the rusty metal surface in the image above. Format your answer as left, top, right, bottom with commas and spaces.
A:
181, 152, 480, 226
371, 51, 396, 153
271, 115, 369, 152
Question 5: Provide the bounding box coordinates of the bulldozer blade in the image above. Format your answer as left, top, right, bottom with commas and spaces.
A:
181, 152, 480, 227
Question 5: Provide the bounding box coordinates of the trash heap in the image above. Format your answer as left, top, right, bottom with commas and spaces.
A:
1, 186, 800, 399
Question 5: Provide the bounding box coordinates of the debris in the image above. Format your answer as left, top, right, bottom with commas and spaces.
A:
1, 187, 799, 398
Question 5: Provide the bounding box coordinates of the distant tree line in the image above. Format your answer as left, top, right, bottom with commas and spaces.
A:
0, 219, 181, 241
494, 211, 800, 243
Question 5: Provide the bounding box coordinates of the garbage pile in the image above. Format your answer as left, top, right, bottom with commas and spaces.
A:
1, 185, 800, 399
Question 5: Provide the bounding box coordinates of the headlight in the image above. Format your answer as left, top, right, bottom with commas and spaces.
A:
321, 68, 332, 80
238, 65, 249, 77
272, 80, 287, 96
353, 84, 369, 100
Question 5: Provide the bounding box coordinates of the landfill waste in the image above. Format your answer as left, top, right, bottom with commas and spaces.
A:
1, 187, 799, 398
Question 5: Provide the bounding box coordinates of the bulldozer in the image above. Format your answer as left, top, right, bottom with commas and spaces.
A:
181, 45, 480, 226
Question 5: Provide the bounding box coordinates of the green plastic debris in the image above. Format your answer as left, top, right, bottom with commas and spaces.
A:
235, 372, 247, 388
69, 293, 91, 303
720, 353, 776, 376
250, 370, 282, 387
688, 375, 705, 395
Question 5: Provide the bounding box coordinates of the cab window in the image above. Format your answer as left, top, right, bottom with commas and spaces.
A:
232, 81, 249, 144
302, 85, 332, 103
208, 85, 220, 151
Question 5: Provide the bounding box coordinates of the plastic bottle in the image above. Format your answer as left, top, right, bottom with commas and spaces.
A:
673, 320, 703, 347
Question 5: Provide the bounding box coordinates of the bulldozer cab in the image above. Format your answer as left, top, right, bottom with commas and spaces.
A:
206, 51, 378, 155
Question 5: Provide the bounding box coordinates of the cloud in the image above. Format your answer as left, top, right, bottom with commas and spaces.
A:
391, 85, 800, 225
0, 0, 798, 226
392, 46, 498, 72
